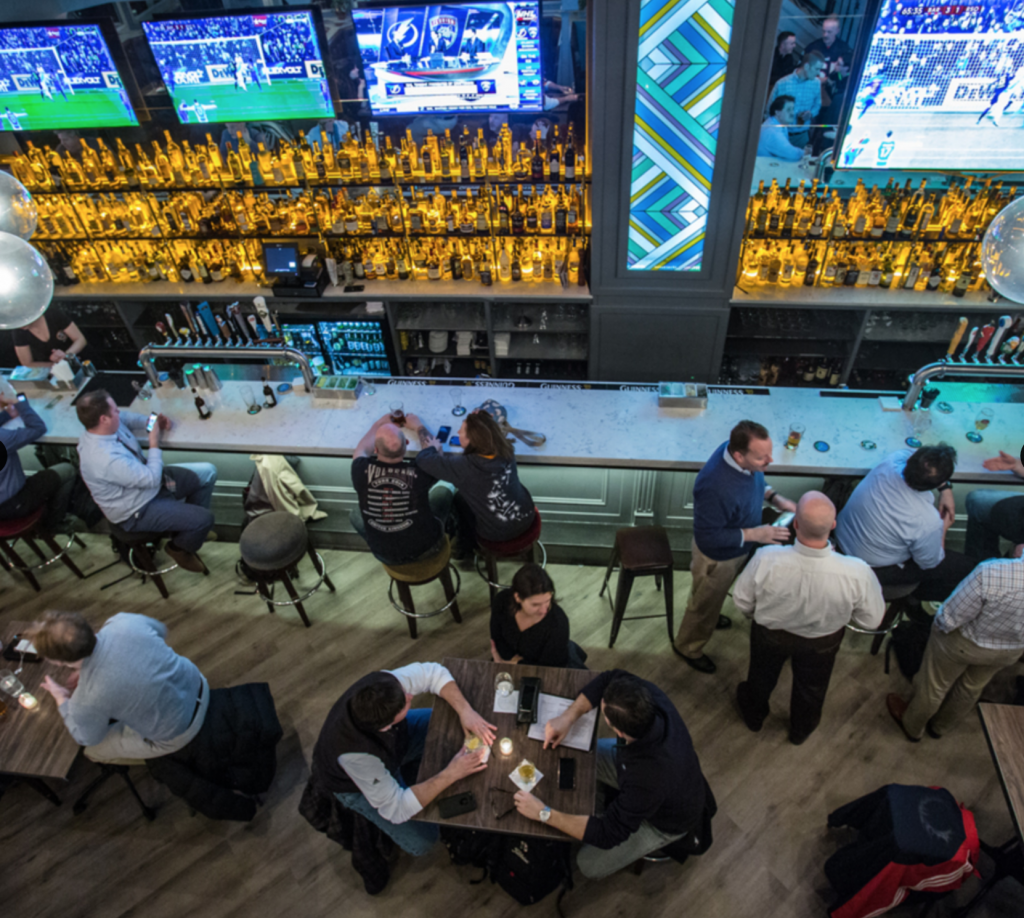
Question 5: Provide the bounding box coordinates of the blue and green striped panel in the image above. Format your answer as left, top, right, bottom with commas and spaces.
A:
628, 0, 734, 271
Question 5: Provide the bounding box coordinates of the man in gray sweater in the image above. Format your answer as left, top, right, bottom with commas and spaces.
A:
34, 611, 208, 764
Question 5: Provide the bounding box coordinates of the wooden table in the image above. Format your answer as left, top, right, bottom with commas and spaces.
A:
0, 622, 81, 802
414, 658, 598, 840
978, 703, 1024, 843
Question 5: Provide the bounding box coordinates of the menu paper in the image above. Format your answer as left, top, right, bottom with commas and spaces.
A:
527, 693, 598, 752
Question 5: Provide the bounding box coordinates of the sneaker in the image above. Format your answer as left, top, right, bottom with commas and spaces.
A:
164, 543, 207, 574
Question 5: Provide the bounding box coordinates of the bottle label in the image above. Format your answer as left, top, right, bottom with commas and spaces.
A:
180, 268, 193, 280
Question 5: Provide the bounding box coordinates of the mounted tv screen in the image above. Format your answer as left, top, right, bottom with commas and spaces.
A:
142, 8, 333, 124
837, 0, 1024, 170
0, 22, 138, 131
352, 2, 543, 115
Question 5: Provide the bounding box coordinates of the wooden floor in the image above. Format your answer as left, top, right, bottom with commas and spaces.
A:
1, 535, 1022, 918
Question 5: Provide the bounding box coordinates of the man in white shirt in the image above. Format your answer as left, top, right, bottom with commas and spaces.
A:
758, 96, 809, 161
733, 492, 885, 744
888, 557, 1024, 741
311, 662, 495, 857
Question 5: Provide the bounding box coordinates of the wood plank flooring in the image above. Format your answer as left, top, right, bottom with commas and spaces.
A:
1, 535, 1022, 918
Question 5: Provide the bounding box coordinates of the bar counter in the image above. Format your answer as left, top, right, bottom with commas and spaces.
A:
16, 376, 1024, 483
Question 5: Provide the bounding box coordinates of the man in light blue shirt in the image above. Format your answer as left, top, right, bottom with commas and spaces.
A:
835, 446, 976, 601
768, 51, 825, 146
758, 96, 808, 161
76, 389, 216, 573
35, 610, 209, 763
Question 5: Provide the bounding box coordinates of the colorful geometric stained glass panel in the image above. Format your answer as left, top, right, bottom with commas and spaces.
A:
628, 0, 734, 271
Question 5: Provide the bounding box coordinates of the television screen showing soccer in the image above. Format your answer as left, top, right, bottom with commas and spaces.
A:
837, 1, 1024, 170
0, 23, 138, 131
142, 10, 333, 125
352, 2, 543, 115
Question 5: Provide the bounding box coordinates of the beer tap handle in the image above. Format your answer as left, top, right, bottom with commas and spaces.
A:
946, 316, 967, 358
215, 315, 232, 342
959, 326, 979, 361
181, 301, 198, 337
999, 336, 1020, 363
155, 321, 170, 341
973, 324, 995, 361
985, 315, 1012, 362
253, 296, 274, 333
247, 314, 266, 339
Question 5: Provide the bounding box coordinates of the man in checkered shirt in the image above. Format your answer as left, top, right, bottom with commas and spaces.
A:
768, 51, 825, 146
887, 556, 1024, 741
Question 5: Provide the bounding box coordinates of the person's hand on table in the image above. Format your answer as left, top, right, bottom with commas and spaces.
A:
544, 711, 574, 749
445, 745, 489, 780
513, 789, 546, 821
983, 451, 1024, 478
460, 707, 497, 745
747, 524, 790, 545
41, 675, 71, 705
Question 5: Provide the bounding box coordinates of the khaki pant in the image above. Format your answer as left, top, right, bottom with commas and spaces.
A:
903, 626, 1022, 738
674, 541, 748, 659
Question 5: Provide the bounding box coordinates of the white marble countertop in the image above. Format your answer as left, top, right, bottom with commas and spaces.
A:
10, 375, 1024, 484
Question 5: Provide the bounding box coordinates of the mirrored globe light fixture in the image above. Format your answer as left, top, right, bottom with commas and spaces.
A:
981, 196, 1024, 305
0, 171, 50, 330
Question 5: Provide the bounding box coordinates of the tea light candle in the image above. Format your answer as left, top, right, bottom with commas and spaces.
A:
18, 692, 39, 710
499, 737, 513, 756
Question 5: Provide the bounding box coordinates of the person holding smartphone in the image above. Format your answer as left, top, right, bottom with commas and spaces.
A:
0, 393, 77, 533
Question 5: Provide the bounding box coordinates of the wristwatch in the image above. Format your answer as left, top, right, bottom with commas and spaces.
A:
539, 806, 551, 823
937, 481, 953, 492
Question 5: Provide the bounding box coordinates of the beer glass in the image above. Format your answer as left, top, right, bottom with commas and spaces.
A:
389, 401, 405, 426
785, 422, 805, 450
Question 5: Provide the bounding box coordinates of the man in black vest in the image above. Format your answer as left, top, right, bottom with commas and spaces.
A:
312, 662, 495, 855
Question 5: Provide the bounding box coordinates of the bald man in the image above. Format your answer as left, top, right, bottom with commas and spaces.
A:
732, 492, 885, 744
349, 412, 454, 565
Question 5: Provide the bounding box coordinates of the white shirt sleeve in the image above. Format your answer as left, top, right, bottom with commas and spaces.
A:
339, 752, 424, 824
386, 661, 454, 697
732, 553, 760, 618
849, 567, 886, 631
907, 512, 945, 570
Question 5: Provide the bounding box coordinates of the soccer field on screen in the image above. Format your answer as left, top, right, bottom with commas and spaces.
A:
170, 79, 330, 123
0, 87, 136, 130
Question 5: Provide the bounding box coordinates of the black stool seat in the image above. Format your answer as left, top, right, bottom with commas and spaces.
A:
106, 523, 187, 599
239, 512, 308, 571
599, 525, 675, 648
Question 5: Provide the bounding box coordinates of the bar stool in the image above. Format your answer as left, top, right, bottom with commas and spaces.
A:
383, 536, 462, 639
107, 524, 204, 600
238, 512, 335, 628
475, 509, 546, 600
599, 525, 674, 648
845, 582, 920, 655
0, 507, 85, 592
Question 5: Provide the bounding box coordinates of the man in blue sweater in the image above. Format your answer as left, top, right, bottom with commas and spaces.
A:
674, 420, 797, 674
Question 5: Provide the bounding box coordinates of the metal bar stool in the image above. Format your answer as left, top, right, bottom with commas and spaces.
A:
0, 507, 85, 592
107, 524, 206, 599
846, 582, 921, 655
599, 525, 675, 648
238, 512, 335, 628
475, 509, 546, 600
384, 536, 463, 639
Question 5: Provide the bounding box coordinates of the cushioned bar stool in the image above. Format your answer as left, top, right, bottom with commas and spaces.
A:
0, 507, 85, 592
845, 582, 920, 655
475, 509, 546, 600
383, 536, 462, 639
239, 512, 335, 628
107, 523, 203, 600
599, 525, 675, 648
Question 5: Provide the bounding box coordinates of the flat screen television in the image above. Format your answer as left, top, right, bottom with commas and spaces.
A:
352, 2, 543, 115
0, 20, 139, 131
142, 7, 333, 124
836, 0, 1024, 170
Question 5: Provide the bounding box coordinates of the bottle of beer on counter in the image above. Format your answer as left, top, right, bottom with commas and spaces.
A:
193, 387, 211, 420
262, 382, 277, 408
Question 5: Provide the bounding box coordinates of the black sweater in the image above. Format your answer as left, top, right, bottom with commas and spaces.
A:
580, 669, 707, 849
489, 589, 571, 667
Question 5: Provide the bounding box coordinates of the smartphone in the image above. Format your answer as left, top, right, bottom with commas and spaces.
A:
438, 791, 477, 818
517, 676, 541, 724
146, 412, 159, 432
558, 757, 576, 791
436, 425, 451, 444
449, 435, 461, 447
16, 393, 27, 402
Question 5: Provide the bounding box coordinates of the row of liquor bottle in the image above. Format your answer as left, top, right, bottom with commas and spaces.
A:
10, 122, 587, 193
30, 183, 589, 241
744, 176, 1017, 244
38, 236, 587, 288
720, 354, 846, 388
738, 239, 989, 296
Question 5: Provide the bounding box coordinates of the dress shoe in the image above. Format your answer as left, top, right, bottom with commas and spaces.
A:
789, 733, 810, 746
735, 683, 763, 732
676, 650, 716, 674
716, 615, 732, 630
886, 693, 921, 743
164, 543, 207, 574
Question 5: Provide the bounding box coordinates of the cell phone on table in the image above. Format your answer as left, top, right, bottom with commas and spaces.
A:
436, 425, 451, 444
146, 412, 159, 432
558, 757, 576, 791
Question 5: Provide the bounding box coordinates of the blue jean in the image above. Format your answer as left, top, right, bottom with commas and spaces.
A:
965, 489, 1024, 560
350, 481, 455, 565
336, 708, 439, 856
120, 463, 217, 553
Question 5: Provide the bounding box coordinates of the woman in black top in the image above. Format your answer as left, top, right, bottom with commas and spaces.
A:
13, 305, 87, 368
489, 564, 587, 669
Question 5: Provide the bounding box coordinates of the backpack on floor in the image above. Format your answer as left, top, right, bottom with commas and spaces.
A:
489, 835, 573, 908
885, 606, 933, 679
440, 825, 495, 881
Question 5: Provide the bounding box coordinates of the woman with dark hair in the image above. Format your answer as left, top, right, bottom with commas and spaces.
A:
770, 31, 798, 87
490, 563, 587, 668
415, 409, 535, 552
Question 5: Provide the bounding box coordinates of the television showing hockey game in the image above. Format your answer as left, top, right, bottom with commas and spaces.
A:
837, 0, 1024, 170
0, 21, 138, 131
352, 2, 543, 115
142, 8, 333, 124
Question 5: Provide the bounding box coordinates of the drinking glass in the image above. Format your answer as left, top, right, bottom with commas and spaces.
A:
451, 388, 466, 417
785, 422, 805, 450
0, 669, 25, 698
495, 672, 514, 696
517, 760, 536, 784
241, 385, 261, 415
358, 376, 376, 397
389, 401, 405, 426
967, 407, 993, 443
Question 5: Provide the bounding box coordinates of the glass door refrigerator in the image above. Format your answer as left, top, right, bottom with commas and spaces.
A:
280, 314, 398, 378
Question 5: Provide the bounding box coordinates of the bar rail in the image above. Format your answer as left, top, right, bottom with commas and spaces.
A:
139, 342, 318, 392
903, 359, 1024, 411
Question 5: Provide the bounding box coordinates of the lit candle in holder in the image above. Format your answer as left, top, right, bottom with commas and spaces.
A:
18, 692, 39, 711
499, 737, 513, 756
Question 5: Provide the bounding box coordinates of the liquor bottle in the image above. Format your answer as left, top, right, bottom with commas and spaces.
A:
474, 189, 490, 235
461, 241, 474, 281
879, 255, 894, 289
925, 250, 944, 291
511, 242, 524, 281
526, 186, 539, 232
549, 125, 561, 181
439, 128, 453, 180
262, 383, 277, 407
803, 246, 818, 286
563, 126, 576, 181
426, 246, 441, 281
459, 127, 471, 181
567, 185, 581, 235
567, 240, 580, 285
531, 243, 543, 283
178, 251, 194, 283
511, 186, 525, 235
902, 248, 921, 289
531, 132, 545, 181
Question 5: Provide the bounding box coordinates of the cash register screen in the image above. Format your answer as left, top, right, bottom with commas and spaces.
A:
264, 243, 299, 277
